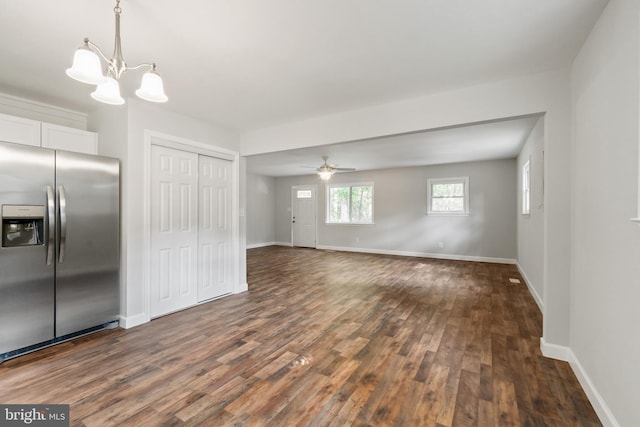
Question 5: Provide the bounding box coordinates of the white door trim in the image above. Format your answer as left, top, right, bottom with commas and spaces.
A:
291, 184, 318, 249
143, 130, 241, 325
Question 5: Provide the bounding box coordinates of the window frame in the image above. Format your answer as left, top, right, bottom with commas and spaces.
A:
325, 182, 374, 225
522, 158, 531, 215
427, 176, 470, 216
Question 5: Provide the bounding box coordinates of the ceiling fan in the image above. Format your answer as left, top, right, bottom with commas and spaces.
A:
314, 156, 355, 180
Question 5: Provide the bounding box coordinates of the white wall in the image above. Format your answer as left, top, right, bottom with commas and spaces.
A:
517, 118, 545, 309
570, 0, 640, 425
242, 69, 573, 348
274, 159, 517, 262
91, 99, 241, 326
246, 173, 276, 246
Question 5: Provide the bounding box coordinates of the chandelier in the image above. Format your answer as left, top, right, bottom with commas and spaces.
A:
66, 0, 168, 105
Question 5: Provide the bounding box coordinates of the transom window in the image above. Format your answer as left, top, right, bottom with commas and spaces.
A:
327, 183, 373, 224
427, 177, 469, 215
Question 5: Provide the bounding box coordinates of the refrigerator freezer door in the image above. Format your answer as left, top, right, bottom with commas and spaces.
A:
55, 150, 120, 337
0, 142, 55, 354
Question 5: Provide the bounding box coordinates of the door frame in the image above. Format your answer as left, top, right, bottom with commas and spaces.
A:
143, 130, 241, 324
291, 184, 318, 249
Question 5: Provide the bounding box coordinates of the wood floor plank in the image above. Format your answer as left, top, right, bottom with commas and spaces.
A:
0, 246, 601, 426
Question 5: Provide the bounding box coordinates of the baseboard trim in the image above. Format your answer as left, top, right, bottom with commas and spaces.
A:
235, 282, 249, 293
516, 264, 543, 311
275, 241, 293, 247
540, 337, 571, 361
247, 242, 276, 249
119, 313, 149, 329
569, 352, 620, 427
316, 245, 516, 264
540, 338, 619, 427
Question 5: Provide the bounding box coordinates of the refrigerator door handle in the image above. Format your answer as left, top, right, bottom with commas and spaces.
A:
46, 185, 55, 266
58, 185, 67, 264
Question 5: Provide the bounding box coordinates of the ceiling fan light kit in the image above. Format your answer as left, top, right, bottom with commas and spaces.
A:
316, 156, 355, 180
66, 0, 168, 105
318, 167, 335, 181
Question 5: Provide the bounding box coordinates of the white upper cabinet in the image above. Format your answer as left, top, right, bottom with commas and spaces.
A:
0, 113, 98, 155
41, 123, 98, 155
0, 113, 41, 147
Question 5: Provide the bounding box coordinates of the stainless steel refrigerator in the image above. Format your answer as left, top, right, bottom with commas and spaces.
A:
0, 141, 119, 358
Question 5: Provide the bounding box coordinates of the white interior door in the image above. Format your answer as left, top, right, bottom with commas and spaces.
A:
198, 155, 233, 301
292, 185, 317, 248
150, 145, 198, 317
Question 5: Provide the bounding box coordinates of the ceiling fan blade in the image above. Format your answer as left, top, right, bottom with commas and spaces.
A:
334, 167, 356, 171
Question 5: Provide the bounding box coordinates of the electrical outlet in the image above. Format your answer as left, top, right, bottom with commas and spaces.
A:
438, 241, 444, 249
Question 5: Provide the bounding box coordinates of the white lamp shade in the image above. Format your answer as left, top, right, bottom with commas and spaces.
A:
90, 77, 125, 105
66, 47, 106, 85
135, 70, 168, 103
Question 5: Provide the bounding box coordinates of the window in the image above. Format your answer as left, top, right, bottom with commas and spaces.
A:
327, 183, 373, 224
297, 190, 312, 199
522, 159, 531, 214
427, 177, 469, 215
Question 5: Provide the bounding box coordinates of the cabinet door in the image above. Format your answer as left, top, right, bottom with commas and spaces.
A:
0, 112, 41, 147
41, 123, 98, 155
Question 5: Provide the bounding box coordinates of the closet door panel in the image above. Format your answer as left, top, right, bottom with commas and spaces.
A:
150, 145, 198, 317
198, 155, 233, 301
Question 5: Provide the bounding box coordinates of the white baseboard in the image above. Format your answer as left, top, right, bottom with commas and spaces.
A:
235, 282, 249, 293
275, 241, 293, 247
516, 264, 543, 311
540, 338, 619, 427
316, 245, 516, 264
540, 337, 572, 361
569, 352, 620, 427
118, 313, 149, 329
247, 242, 276, 249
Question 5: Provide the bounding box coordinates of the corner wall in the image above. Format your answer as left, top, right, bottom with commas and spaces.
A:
246, 173, 276, 247
517, 118, 545, 309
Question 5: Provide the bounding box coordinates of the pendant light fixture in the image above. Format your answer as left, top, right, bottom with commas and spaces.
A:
66, 0, 168, 105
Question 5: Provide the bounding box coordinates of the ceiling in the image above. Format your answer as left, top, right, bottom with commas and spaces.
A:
246, 115, 541, 177
0, 1, 605, 177
0, 1, 606, 132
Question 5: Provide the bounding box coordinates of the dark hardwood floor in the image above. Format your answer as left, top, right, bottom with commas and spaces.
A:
0, 246, 600, 426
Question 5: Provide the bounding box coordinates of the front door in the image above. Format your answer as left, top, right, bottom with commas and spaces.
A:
292, 185, 317, 248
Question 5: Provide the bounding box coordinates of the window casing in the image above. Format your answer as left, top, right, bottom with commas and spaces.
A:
427, 177, 469, 216
522, 159, 531, 214
326, 183, 374, 224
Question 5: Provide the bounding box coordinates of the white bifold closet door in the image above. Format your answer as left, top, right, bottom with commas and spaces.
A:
197, 155, 233, 302
150, 146, 234, 318
150, 145, 199, 317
